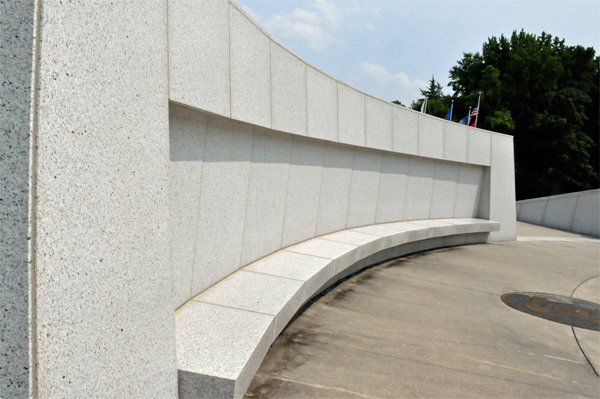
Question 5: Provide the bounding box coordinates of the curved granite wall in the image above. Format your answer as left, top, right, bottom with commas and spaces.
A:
2, 0, 516, 397
167, 0, 516, 243
170, 104, 488, 307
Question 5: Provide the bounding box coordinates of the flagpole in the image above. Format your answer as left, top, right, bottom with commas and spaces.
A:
468, 106, 471, 125
474, 92, 481, 128
450, 100, 454, 121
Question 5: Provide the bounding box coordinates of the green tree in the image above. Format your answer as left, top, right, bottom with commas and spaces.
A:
410, 76, 453, 119
448, 30, 599, 199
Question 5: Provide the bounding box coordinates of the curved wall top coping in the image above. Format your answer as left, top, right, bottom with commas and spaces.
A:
516, 189, 600, 204
227, 0, 511, 140
168, 0, 512, 168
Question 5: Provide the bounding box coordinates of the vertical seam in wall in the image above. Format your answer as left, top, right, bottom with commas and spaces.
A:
373, 152, 384, 224
304, 63, 308, 137
388, 106, 392, 150
416, 115, 420, 156
166, 0, 170, 100
399, 155, 411, 221
391, 107, 395, 151
466, 130, 470, 163
442, 126, 446, 160
228, 2, 232, 118
312, 142, 326, 237
314, 144, 329, 236
363, 95, 366, 147
453, 164, 463, 218
540, 197, 550, 225
336, 82, 340, 142
345, 147, 357, 229
428, 160, 439, 219
189, 115, 210, 299
268, 39, 272, 128
28, 1, 43, 396
165, 1, 178, 380
238, 127, 256, 267
487, 134, 493, 220
568, 193, 581, 231
279, 136, 295, 248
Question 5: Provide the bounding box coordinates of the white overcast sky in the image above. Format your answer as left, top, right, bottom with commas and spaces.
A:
236, 0, 600, 106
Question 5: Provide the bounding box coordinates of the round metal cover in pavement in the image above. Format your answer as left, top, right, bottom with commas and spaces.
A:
501, 292, 599, 331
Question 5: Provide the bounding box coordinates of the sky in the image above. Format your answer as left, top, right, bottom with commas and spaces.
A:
237, 0, 600, 106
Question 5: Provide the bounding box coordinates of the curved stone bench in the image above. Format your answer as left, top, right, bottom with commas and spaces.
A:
176, 218, 500, 399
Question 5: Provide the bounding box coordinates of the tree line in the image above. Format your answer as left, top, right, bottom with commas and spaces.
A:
397, 30, 599, 200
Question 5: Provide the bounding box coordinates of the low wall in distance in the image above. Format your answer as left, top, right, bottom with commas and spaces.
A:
516, 189, 599, 236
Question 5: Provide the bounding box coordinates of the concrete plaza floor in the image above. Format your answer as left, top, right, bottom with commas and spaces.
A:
244, 222, 600, 399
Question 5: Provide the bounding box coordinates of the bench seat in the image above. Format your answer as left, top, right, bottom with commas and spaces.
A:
176, 218, 500, 399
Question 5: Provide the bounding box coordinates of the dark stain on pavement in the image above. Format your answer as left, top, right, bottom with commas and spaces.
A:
245, 321, 320, 398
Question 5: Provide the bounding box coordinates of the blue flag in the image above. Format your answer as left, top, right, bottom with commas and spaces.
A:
458, 114, 469, 125
445, 108, 452, 121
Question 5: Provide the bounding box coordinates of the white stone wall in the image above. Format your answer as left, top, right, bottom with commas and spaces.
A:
168, 0, 516, 244
170, 105, 490, 307
2, 0, 517, 396
17, 1, 177, 398
517, 190, 600, 237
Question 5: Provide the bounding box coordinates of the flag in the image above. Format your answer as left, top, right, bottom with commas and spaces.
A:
469, 107, 478, 127
420, 98, 427, 113
458, 114, 470, 125
445, 107, 452, 121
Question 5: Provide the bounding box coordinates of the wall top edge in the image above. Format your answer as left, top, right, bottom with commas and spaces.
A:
227, 0, 512, 140
517, 189, 600, 204
516, 197, 549, 204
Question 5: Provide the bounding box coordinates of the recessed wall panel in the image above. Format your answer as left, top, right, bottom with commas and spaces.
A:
430, 161, 461, 219
375, 153, 410, 223
240, 128, 292, 266
281, 136, 325, 247
454, 165, 484, 218
316, 143, 354, 235
192, 116, 254, 295
346, 149, 382, 228
170, 105, 207, 308
403, 157, 435, 220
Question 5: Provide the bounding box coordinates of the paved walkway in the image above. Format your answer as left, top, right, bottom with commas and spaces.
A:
244, 222, 599, 399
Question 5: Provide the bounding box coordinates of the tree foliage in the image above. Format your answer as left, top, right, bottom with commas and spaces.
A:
410, 76, 452, 119
447, 30, 599, 199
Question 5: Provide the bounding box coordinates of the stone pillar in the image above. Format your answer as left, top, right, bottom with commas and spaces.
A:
1, 1, 177, 397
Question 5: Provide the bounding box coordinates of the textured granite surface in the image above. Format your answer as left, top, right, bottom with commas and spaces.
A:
0, 1, 35, 397
31, 1, 176, 396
